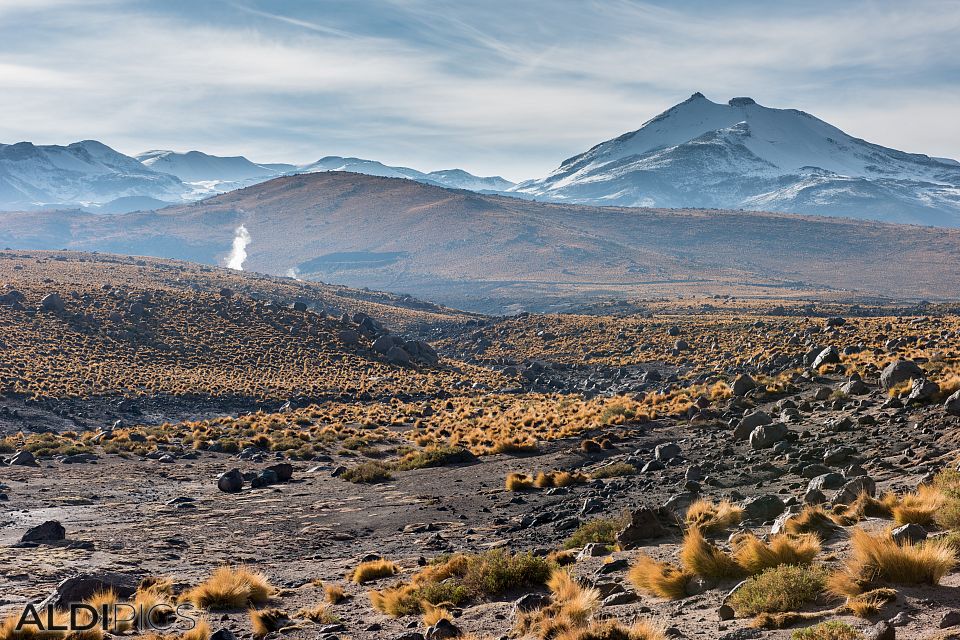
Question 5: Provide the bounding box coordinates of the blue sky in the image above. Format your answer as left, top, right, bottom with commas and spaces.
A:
1, 0, 958, 180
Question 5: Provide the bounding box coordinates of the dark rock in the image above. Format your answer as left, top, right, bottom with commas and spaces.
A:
40, 293, 65, 313
264, 463, 293, 482
424, 618, 460, 639
908, 378, 939, 402
749, 422, 788, 449
808, 473, 845, 492
21, 520, 66, 543
940, 610, 960, 629
832, 476, 876, 505
40, 572, 138, 608
10, 450, 39, 467
812, 346, 840, 368
217, 468, 244, 493
891, 523, 927, 545
732, 374, 757, 396
210, 630, 237, 640
615, 506, 667, 549
717, 604, 735, 621
741, 495, 785, 522
864, 621, 894, 640
880, 359, 925, 390
602, 591, 638, 606
945, 389, 960, 417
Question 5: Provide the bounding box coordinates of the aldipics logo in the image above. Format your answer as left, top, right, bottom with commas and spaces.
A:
12, 602, 202, 634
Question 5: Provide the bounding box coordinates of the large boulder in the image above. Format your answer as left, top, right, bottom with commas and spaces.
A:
742, 495, 785, 522
615, 506, 667, 549
405, 340, 440, 366
832, 476, 876, 505
21, 520, 65, 543
732, 374, 757, 396
880, 359, 925, 390
811, 346, 841, 369
217, 468, 244, 493
9, 450, 39, 467
40, 292, 65, 313
749, 422, 788, 450
946, 390, 960, 417
734, 411, 771, 440
908, 378, 940, 402
39, 572, 138, 608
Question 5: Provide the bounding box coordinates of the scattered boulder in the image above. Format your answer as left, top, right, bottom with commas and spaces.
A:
21, 520, 66, 543
424, 618, 460, 639
891, 523, 927, 546
264, 463, 294, 482
734, 411, 771, 440
615, 506, 667, 549
217, 468, 244, 493
40, 292, 65, 313
9, 450, 39, 467
811, 346, 840, 369
732, 374, 757, 396
386, 346, 412, 366
39, 572, 139, 608
741, 495, 785, 522
338, 329, 361, 346
833, 476, 876, 505
947, 389, 960, 417
405, 340, 440, 366
880, 359, 925, 390
908, 378, 939, 402
654, 442, 681, 461
749, 422, 788, 450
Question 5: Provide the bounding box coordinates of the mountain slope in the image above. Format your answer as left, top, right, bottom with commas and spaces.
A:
1, 172, 959, 311
513, 93, 960, 226
298, 156, 514, 191
137, 149, 286, 183
0, 140, 185, 210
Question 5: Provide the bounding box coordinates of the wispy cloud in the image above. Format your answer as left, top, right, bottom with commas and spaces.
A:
0, 0, 957, 179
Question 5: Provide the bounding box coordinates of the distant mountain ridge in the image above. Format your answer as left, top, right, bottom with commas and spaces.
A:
0, 141, 515, 211
512, 93, 960, 226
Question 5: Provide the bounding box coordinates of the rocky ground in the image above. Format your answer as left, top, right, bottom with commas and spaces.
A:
3, 252, 960, 640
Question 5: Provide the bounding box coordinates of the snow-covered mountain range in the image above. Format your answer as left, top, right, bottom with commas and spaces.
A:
513, 93, 960, 226
0, 143, 515, 211
0, 140, 185, 210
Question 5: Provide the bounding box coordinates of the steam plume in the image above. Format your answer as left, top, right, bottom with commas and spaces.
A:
226, 224, 251, 270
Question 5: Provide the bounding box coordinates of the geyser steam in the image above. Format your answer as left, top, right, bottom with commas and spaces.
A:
226, 224, 251, 270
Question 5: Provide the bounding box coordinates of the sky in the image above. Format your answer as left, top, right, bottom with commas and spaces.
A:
0, 0, 958, 181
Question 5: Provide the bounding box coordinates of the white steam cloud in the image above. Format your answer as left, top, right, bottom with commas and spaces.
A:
226, 224, 251, 270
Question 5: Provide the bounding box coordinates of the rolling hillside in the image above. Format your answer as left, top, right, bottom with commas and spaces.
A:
1, 172, 958, 311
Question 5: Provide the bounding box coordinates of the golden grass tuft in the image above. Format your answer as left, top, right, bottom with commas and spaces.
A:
350, 559, 399, 584
513, 570, 601, 639
553, 619, 667, 640
185, 566, 273, 610
679, 527, 743, 580
249, 608, 289, 638
324, 584, 346, 604
421, 601, 453, 626
790, 620, 863, 640
845, 587, 897, 618
731, 533, 821, 575
837, 528, 956, 587
506, 472, 534, 491
296, 604, 339, 625
783, 506, 843, 539
627, 554, 693, 600
685, 499, 743, 534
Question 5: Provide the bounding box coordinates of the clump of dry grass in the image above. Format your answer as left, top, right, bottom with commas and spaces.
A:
892, 485, 944, 526
296, 604, 339, 625
554, 619, 667, 640
185, 566, 273, 610
371, 550, 550, 617
421, 601, 453, 626
324, 584, 346, 604
845, 588, 897, 618
628, 554, 693, 600
831, 528, 956, 592
514, 570, 601, 639
731, 533, 821, 575
685, 499, 743, 534
506, 472, 534, 491
249, 608, 290, 638
679, 528, 743, 580
783, 507, 842, 539
350, 559, 399, 584
533, 470, 589, 488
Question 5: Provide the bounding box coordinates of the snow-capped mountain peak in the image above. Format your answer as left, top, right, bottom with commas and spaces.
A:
515, 93, 960, 226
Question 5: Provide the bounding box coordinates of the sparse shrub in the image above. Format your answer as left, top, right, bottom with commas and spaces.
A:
341, 461, 392, 484
394, 445, 473, 470
297, 603, 339, 624
185, 566, 273, 610
791, 621, 862, 640
563, 515, 627, 549
728, 565, 826, 616
350, 559, 398, 584
591, 462, 637, 479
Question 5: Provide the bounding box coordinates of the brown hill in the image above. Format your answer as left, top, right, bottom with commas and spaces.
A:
1, 172, 958, 311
